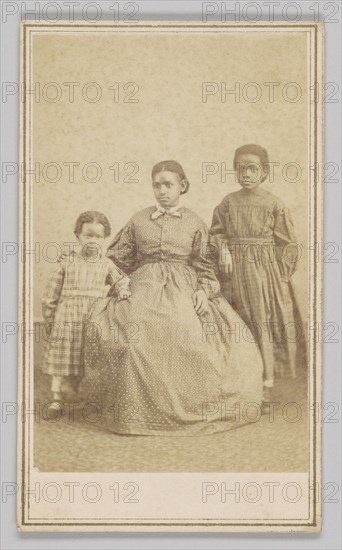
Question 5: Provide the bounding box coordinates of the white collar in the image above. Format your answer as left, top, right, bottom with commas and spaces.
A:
151, 203, 183, 220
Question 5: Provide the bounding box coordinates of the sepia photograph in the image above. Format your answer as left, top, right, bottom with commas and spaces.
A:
17, 19, 323, 531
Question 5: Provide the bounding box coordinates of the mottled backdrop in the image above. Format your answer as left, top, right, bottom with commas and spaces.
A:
32, 29, 308, 319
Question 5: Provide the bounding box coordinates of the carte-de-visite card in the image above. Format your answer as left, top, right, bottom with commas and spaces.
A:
18, 20, 323, 532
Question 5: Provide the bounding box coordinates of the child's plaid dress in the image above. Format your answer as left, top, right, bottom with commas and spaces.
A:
41, 255, 129, 377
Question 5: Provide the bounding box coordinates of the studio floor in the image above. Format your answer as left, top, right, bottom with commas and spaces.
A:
34, 360, 308, 473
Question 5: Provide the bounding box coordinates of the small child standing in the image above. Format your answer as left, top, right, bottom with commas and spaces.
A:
41, 210, 131, 412
210, 144, 305, 404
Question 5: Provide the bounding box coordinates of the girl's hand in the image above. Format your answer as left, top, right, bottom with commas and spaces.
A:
118, 289, 131, 301
58, 251, 75, 263
219, 249, 233, 275
192, 290, 209, 316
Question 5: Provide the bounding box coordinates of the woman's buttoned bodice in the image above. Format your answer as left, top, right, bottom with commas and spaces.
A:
107, 206, 220, 298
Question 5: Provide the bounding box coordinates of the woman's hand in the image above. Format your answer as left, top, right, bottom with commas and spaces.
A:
192, 290, 209, 316
118, 289, 132, 301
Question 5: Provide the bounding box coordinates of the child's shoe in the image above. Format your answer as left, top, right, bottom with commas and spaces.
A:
46, 400, 65, 417
47, 392, 65, 417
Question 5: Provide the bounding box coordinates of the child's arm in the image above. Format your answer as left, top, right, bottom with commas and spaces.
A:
210, 202, 232, 275
210, 202, 227, 239
191, 224, 221, 301
273, 206, 299, 282
41, 264, 65, 326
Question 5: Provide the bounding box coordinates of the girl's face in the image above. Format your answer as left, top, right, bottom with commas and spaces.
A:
152, 170, 186, 208
235, 153, 267, 191
77, 222, 106, 258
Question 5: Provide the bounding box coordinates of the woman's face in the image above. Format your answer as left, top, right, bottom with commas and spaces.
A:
235, 153, 267, 190
152, 170, 186, 208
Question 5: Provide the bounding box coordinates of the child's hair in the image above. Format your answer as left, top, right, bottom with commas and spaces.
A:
233, 144, 270, 182
74, 211, 111, 238
151, 160, 190, 194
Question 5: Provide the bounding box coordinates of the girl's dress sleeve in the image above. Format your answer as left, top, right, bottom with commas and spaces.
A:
273, 206, 299, 282
192, 224, 221, 299
106, 220, 137, 274
41, 264, 65, 325
210, 201, 230, 266
210, 202, 227, 240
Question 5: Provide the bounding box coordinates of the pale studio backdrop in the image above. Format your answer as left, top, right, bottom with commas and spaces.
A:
31, 29, 309, 320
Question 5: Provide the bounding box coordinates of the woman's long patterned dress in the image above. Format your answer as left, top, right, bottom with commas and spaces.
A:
82, 206, 263, 435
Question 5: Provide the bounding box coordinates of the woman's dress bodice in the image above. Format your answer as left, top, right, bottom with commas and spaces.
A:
107, 206, 220, 298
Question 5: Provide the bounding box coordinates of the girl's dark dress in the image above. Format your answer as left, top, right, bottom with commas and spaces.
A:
211, 188, 306, 384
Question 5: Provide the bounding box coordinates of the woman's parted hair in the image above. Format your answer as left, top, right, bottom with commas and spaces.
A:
151, 160, 190, 194
233, 144, 270, 182
74, 210, 111, 238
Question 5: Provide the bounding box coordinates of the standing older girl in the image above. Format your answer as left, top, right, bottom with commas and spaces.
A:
210, 144, 305, 403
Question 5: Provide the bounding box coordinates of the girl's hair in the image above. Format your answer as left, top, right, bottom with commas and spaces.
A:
151, 160, 190, 194
233, 144, 270, 182
74, 211, 111, 237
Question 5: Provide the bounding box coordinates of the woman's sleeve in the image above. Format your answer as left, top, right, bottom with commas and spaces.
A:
41, 264, 65, 324
105, 263, 131, 294
106, 220, 137, 274
273, 206, 299, 282
192, 225, 221, 299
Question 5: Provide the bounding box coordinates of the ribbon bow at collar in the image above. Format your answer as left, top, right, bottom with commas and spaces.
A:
150, 204, 183, 220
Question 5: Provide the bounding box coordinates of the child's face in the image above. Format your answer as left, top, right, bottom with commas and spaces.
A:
235, 153, 267, 191
77, 222, 106, 258
152, 170, 186, 208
